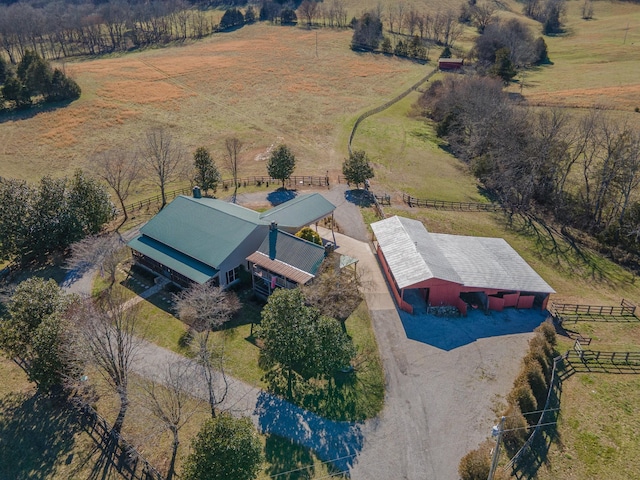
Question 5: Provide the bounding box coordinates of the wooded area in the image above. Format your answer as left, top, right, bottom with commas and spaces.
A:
419, 76, 640, 271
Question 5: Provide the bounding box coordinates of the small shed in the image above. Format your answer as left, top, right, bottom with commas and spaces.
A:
438, 58, 464, 71
371, 216, 555, 315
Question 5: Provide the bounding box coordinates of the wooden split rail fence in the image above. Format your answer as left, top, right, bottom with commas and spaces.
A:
402, 193, 502, 212
74, 401, 164, 480
550, 299, 637, 323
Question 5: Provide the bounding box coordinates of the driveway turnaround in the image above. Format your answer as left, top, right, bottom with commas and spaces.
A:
320, 228, 546, 480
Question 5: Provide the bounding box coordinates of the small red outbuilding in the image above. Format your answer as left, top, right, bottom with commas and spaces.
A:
438, 58, 464, 71
371, 216, 555, 315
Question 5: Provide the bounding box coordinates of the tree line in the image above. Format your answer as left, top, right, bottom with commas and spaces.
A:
0, 0, 350, 63
419, 76, 640, 269
0, 170, 114, 262
0, 50, 80, 110
0, 0, 218, 62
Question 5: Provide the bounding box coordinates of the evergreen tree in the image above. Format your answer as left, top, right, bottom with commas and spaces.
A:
351, 12, 383, 51
267, 144, 296, 188
490, 47, 517, 83
193, 147, 221, 195
182, 415, 263, 480
342, 150, 374, 189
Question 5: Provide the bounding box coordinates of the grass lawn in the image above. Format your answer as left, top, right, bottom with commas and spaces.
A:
351, 91, 484, 202
92, 263, 385, 422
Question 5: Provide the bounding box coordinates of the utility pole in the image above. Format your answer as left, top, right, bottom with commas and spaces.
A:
488, 416, 505, 480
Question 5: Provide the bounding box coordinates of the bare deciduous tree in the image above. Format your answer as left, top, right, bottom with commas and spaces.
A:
224, 137, 243, 202
76, 289, 144, 433
301, 252, 364, 326
298, 0, 318, 27
96, 148, 141, 228
65, 233, 127, 287
174, 283, 240, 418
142, 127, 185, 209
140, 359, 202, 480
173, 283, 240, 331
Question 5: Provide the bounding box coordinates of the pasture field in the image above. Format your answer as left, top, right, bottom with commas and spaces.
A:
508, 0, 640, 112
0, 23, 427, 191
529, 318, 640, 480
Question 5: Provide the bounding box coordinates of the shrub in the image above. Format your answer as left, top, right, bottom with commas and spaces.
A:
502, 404, 529, 456
535, 319, 557, 347
523, 348, 551, 383
295, 226, 322, 245
507, 383, 537, 423
458, 440, 491, 480
529, 333, 554, 361
518, 361, 548, 409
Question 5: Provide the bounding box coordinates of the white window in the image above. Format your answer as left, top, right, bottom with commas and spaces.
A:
225, 266, 240, 285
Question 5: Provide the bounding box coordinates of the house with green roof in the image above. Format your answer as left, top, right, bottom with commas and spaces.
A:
127, 191, 336, 288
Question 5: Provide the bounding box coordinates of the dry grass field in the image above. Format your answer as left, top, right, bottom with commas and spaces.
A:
0, 23, 427, 189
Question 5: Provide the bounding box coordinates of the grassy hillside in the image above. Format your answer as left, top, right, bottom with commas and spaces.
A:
506, 0, 640, 112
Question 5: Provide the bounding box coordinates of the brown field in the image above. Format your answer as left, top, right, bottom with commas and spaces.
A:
0, 23, 427, 187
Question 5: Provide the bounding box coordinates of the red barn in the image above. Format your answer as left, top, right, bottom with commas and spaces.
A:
438, 58, 464, 71
371, 216, 555, 315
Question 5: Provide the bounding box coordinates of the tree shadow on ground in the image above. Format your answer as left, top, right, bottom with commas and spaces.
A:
0, 99, 76, 125
0, 391, 80, 480
255, 391, 363, 475
344, 189, 373, 207
264, 434, 317, 479
509, 363, 565, 480
267, 189, 297, 206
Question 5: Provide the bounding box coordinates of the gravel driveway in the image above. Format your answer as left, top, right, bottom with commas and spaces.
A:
320, 229, 546, 480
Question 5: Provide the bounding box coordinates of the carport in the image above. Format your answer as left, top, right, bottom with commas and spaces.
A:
371, 216, 555, 315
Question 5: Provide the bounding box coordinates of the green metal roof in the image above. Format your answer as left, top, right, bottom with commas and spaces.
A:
128, 235, 218, 284
138, 196, 264, 269
257, 229, 326, 276
259, 193, 335, 229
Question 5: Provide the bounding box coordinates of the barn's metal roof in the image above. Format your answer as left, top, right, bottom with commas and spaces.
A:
371, 216, 554, 293
430, 234, 555, 293
259, 193, 335, 229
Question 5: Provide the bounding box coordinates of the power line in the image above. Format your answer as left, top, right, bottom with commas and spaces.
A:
269, 452, 357, 478
502, 407, 560, 418
502, 421, 558, 433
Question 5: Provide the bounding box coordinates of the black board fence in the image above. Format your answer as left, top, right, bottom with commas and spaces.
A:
74, 400, 164, 480
549, 299, 637, 318
402, 193, 502, 212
